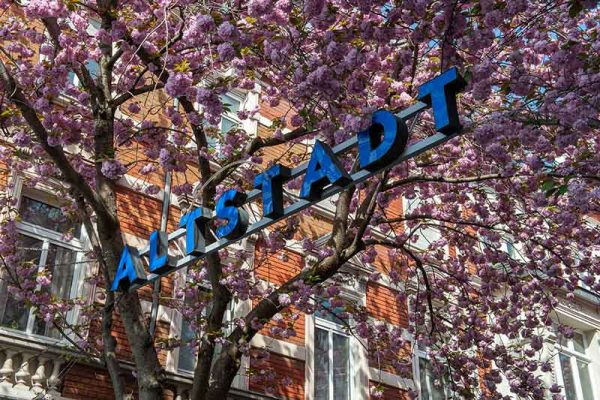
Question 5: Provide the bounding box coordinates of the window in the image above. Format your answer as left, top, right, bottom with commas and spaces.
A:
64, 21, 101, 87
177, 293, 200, 372
403, 191, 442, 250
0, 191, 85, 339
414, 341, 447, 400
554, 331, 595, 400
418, 357, 447, 400
314, 306, 352, 400
206, 93, 243, 151
67, 60, 100, 87
220, 93, 241, 134
176, 288, 235, 373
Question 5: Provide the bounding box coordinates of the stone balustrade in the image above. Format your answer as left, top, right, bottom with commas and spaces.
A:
0, 348, 63, 399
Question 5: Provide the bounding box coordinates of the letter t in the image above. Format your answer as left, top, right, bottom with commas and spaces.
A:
417, 67, 466, 135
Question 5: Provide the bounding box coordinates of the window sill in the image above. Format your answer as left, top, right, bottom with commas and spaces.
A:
0, 326, 71, 353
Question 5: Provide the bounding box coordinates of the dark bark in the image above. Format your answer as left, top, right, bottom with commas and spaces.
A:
94, 3, 166, 395
92, 106, 165, 399
73, 193, 125, 398
188, 124, 232, 400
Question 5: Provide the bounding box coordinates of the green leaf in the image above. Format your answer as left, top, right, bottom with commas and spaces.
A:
541, 178, 556, 196
554, 184, 569, 197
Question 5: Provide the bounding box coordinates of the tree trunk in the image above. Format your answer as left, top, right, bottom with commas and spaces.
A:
93, 110, 164, 399
96, 218, 165, 400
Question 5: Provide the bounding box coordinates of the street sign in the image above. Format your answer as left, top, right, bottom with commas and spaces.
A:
111, 67, 466, 292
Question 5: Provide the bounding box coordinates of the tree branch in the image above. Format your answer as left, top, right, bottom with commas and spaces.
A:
243, 126, 313, 156
110, 82, 165, 108
72, 191, 125, 399
0, 60, 113, 223
383, 173, 510, 191
41, 18, 104, 105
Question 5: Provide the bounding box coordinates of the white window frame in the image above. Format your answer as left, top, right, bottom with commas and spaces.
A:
0, 181, 89, 341
407, 295, 452, 400
306, 299, 370, 400
553, 330, 596, 400
402, 191, 444, 252
413, 345, 448, 400
219, 92, 243, 134
192, 89, 254, 152
169, 270, 237, 375
312, 314, 353, 400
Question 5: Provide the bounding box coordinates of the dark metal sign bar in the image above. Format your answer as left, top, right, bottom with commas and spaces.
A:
112, 68, 466, 292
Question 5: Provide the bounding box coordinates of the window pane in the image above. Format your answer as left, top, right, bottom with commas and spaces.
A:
1, 236, 43, 331
18, 234, 44, 265
315, 300, 346, 324
2, 235, 43, 331
178, 319, 196, 372
314, 327, 330, 400
220, 116, 237, 135
559, 353, 577, 400
332, 333, 350, 400
86, 60, 100, 79
19, 196, 80, 236
420, 358, 446, 400
431, 380, 446, 400
34, 243, 76, 337
220, 94, 240, 114
577, 359, 594, 400
419, 358, 432, 400
2, 295, 30, 331
572, 332, 586, 353
67, 71, 77, 85
45, 244, 76, 299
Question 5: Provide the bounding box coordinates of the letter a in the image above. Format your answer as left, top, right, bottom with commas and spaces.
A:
300, 140, 351, 200
110, 246, 146, 291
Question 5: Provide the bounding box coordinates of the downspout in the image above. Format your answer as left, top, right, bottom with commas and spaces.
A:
148, 169, 171, 336
149, 98, 178, 336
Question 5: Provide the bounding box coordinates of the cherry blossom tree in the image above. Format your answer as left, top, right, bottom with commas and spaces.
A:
0, 0, 598, 399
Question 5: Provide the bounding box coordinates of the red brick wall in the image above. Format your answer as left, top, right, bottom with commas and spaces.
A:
88, 307, 171, 366
366, 283, 409, 328
258, 98, 295, 128
254, 243, 303, 286
116, 186, 180, 239
62, 364, 137, 400
0, 159, 8, 188
249, 353, 305, 400
255, 124, 310, 169
257, 305, 306, 346
61, 363, 178, 400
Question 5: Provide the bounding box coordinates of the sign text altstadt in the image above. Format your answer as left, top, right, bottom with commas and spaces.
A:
111, 67, 466, 292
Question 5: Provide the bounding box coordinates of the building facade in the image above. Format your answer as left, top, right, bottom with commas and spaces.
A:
0, 13, 598, 400
1, 81, 599, 400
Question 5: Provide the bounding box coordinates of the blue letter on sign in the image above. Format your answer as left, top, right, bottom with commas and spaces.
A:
358, 110, 409, 171
417, 67, 466, 135
216, 189, 249, 239
111, 246, 146, 291
179, 207, 213, 255
148, 230, 175, 274
254, 164, 291, 218
300, 140, 351, 200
